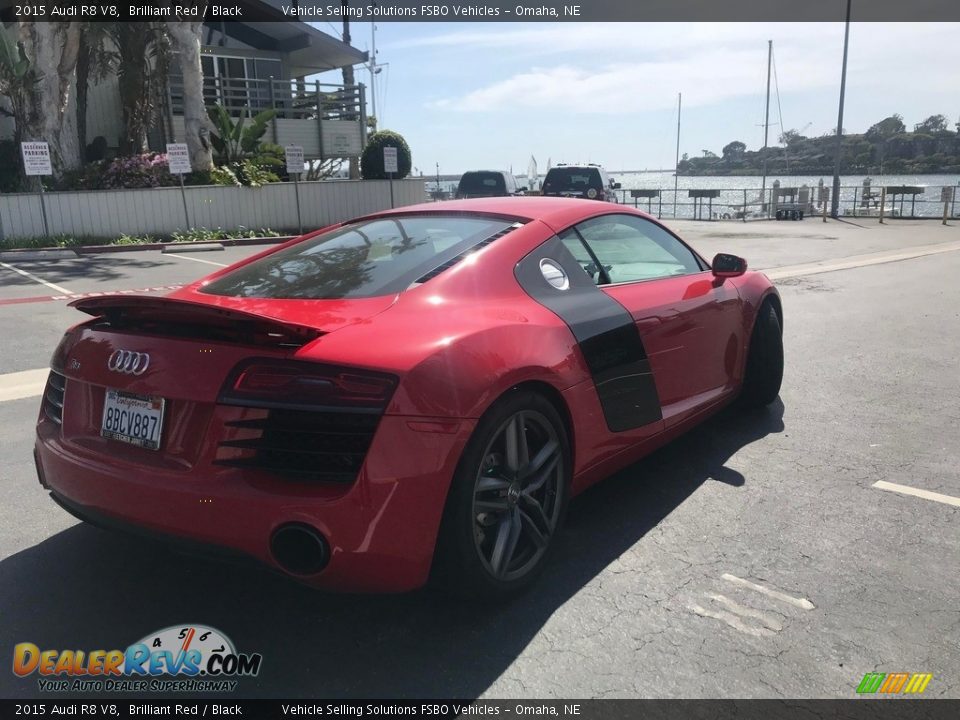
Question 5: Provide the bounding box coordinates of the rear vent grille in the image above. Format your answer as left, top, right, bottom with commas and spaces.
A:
43, 371, 66, 426
215, 409, 380, 483
416, 222, 524, 284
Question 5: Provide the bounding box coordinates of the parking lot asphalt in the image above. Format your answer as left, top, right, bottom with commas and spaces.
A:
0, 218, 958, 699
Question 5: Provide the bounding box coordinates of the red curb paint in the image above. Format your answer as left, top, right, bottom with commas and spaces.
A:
0, 285, 183, 307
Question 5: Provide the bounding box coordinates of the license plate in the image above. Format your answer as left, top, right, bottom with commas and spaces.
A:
101, 389, 165, 451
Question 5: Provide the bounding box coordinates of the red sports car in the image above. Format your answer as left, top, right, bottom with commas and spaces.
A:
34, 198, 783, 597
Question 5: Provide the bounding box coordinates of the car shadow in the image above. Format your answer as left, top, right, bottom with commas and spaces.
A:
0, 401, 783, 699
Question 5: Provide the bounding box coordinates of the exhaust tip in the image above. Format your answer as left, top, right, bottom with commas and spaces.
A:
270, 523, 329, 576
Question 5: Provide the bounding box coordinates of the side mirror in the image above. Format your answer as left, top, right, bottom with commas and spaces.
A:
712, 253, 747, 279
612, 182, 622, 190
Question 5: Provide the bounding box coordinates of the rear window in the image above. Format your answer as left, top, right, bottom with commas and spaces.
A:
200, 216, 516, 300
543, 168, 602, 193
458, 172, 507, 196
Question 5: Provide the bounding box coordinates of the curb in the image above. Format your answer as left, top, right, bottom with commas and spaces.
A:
0, 235, 294, 258
0, 249, 80, 261
161, 243, 224, 254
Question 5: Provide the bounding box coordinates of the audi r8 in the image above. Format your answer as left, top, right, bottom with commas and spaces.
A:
34, 198, 783, 597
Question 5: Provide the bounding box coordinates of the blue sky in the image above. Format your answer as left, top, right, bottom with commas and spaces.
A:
314, 22, 960, 175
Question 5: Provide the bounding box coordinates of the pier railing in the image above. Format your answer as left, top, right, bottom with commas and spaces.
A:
611, 184, 960, 221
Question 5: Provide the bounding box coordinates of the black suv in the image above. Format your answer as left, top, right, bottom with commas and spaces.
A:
455, 170, 522, 199
541, 164, 620, 202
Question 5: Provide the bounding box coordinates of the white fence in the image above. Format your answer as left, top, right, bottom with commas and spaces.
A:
0, 179, 427, 241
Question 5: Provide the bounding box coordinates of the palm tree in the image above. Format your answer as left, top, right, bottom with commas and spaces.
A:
109, 22, 169, 155
0, 23, 32, 150
74, 22, 114, 160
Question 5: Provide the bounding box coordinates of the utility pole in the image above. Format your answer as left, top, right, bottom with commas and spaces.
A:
368, 21, 380, 131
831, 0, 852, 218
761, 40, 772, 215
342, 0, 359, 179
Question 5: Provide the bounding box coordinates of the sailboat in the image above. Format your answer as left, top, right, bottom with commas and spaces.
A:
527, 156, 538, 192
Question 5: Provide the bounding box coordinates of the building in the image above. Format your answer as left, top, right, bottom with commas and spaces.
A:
0, 2, 369, 161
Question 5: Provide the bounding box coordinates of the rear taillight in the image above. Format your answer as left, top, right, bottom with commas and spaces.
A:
50, 333, 72, 374
218, 359, 397, 413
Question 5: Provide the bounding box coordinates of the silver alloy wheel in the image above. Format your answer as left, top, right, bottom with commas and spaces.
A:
471, 410, 563, 582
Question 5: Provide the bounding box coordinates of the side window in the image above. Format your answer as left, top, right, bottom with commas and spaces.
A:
558, 229, 600, 282
574, 215, 703, 284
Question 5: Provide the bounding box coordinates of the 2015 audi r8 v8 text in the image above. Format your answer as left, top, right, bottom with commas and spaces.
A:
34, 197, 783, 598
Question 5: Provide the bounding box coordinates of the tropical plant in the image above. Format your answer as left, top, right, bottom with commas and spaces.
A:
360, 130, 412, 180
207, 105, 277, 164
0, 23, 32, 152
0, 27, 33, 191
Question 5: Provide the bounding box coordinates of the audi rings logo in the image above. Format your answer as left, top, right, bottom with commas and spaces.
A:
107, 350, 150, 375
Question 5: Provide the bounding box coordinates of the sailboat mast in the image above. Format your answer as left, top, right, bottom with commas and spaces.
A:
761, 40, 772, 213
674, 92, 681, 217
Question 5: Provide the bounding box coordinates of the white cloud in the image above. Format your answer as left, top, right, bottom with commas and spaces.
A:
410, 22, 960, 116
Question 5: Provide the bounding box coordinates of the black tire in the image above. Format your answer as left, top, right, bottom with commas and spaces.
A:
740, 302, 784, 408
433, 391, 571, 600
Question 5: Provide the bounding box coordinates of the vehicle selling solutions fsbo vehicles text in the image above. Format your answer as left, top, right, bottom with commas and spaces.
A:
279, 5, 580, 18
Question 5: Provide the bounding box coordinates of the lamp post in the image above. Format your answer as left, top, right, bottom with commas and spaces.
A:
831, 0, 852, 218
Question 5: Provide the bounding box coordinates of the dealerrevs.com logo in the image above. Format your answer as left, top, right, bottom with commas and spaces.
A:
13, 625, 262, 693
856, 672, 933, 695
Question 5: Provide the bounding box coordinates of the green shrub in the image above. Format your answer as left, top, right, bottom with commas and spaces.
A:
1, 227, 284, 251
360, 130, 412, 180
233, 159, 280, 187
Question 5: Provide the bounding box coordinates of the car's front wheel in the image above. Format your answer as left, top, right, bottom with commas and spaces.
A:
740, 301, 784, 407
434, 391, 570, 599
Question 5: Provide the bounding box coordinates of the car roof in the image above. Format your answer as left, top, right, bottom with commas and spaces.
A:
358, 196, 651, 231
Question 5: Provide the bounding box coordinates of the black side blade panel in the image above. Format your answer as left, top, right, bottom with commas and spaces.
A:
514, 236, 662, 432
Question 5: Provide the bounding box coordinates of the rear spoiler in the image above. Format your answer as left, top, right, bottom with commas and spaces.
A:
71, 295, 322, 348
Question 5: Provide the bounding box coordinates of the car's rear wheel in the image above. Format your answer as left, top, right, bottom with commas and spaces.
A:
740, 301, 784, 407
434, 391, 570, 599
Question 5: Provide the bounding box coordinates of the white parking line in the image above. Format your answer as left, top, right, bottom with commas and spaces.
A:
872, 480, 960, 508
0, 368, 49, 403
164, 254, 228, 267
0, 261, 74, 294
707, 593, 783, 631
721, 573, 816, 610
689, 603, 777, 638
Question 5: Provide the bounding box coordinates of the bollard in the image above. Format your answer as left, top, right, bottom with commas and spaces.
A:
945, 193, 951, 226
879, 187, 885, 224
822, 190, 829, 223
